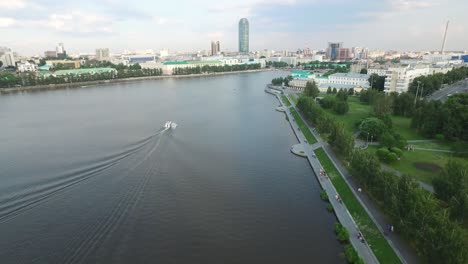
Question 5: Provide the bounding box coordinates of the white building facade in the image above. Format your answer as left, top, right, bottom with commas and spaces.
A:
384, 66, 430, 93
328, 73, 370, 87
368, 68, 388, 76
0, 52, 16, 67
17, 62, 38, 72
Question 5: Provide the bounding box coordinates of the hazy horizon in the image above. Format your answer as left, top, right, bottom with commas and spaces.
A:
1, 0, 467, 56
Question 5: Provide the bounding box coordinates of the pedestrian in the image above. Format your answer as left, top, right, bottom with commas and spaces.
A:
358, 187, 362, 193
390, 225, 394, 233
335, 194, 339, 201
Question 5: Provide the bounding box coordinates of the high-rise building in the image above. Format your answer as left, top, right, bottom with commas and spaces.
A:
0, 51, 15, 67
96, 48, 110, 61
56, 43, 67, 58
211, 41, 220, 56
238, 18, 249, 53
326, 42, 342, 60
337, 48, 350, 61
44, 51, 57, 57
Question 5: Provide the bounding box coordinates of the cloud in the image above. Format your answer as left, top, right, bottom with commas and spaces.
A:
389, 0, 438, 11
0, 0, 28, 9
45, 12, 114, 33
0, 17, 15, 27
208, 0, 299, 16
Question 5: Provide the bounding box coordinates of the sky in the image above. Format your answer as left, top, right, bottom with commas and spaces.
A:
1, 0, 467, 56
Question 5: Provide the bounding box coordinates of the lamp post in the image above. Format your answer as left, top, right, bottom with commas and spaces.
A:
414, 81, 421, 106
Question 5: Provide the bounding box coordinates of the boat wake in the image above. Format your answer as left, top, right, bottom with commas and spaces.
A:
0, 127, 167, 223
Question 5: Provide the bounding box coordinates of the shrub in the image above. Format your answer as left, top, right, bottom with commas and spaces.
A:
333, 100, 349, 115
320, 96, 336, 109
386, 152, 398, 162
334, 222, 350, 242
327, 203, 334, 212
344, 245, 359, 263
390, 147, 403, 157
320, 190, 329, 201
376, 147, 390, 161
435, 134, 445, 140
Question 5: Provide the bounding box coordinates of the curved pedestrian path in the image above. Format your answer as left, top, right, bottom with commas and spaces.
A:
276, 94, 379, 264
282, 94, 420, 264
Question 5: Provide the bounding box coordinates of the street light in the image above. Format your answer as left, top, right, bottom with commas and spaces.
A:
414, 81, 421, 106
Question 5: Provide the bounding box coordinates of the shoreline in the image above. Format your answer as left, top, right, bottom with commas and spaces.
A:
0, 68, 272, 95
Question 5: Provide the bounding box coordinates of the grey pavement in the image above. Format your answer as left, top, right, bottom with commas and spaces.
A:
412, 147, 467, 153
284, 94, 420, 264
278, 94, 379, 264
380, 164, 434, 193
427, 79, 468, 102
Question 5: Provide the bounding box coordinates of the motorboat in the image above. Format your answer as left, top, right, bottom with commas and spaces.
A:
165, 121, 178, 129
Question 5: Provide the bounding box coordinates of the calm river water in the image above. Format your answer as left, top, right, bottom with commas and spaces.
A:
0, 71, 343, 263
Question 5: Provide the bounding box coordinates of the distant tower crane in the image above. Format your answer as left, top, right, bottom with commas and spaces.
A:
441, 20, 449, 55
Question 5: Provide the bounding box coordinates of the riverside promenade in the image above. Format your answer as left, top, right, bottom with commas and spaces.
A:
274, 93, 379, 264
282, 94, 419, 264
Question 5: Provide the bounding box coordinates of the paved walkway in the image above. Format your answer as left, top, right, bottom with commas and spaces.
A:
284, 94, 420, 264
277, 94, 379, 264
380, 164, 434, 193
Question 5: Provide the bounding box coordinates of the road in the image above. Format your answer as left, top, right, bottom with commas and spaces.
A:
428, 79, 468, 102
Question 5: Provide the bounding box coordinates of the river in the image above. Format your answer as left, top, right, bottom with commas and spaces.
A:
0, 71, 343, 263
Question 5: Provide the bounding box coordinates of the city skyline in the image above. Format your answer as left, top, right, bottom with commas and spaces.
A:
1, 0, 468, 55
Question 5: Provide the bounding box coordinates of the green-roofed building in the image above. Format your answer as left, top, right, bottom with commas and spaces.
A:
52, 67, 117, 76
290, 70, 312, 79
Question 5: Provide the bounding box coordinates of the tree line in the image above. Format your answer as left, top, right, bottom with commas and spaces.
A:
297, 86, 468, 262
297, 96, 354, 157
409, 66, 468, 96
172, 63, 260, 75
0, 68, 162, 88
359, 89, 468, 142
271, 75, 293, 86
350, 150, 468, 264
266, 61, 290, 68
301, 61, 351, 70
411, 93, 468, 141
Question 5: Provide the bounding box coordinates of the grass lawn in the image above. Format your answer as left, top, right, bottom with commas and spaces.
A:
323, 96, 372, 133
290, 108, 318, 144
366, 145, 468, 185
289, 94, 298, 105
411, 140, 468, 152
315, 148, 401, 264
390, 116, 426, 140
281, 95, 291, 107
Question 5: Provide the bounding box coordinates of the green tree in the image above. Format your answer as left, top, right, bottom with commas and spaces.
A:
304, 81, 319, 98
326, 86, 332, 94
320, 96, 336, 109
433, 160, 468, 221
332, 87, 337, 94
369, 73, 386, 91
359, 117, 386, 140
333, 100, 349, 115
372, 94, 393, 118
360, 68, 368, 74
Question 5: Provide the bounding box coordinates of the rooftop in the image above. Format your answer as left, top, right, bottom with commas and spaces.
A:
163, 60, 223, 65
331, 73, 369, 78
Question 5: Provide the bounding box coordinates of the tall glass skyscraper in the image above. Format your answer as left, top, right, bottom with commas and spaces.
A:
238, 18, 249, 53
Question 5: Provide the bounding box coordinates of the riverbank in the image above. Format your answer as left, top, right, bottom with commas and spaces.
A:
267, 91, 380, 263
0, 68, 272, 95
